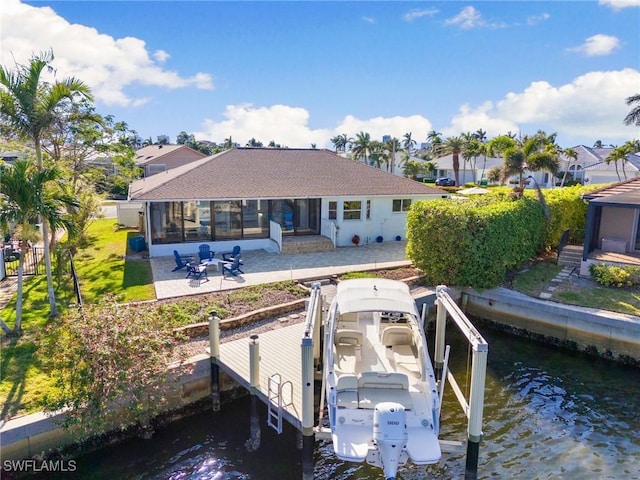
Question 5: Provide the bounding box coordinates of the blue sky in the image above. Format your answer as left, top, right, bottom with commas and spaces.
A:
3, 0, 640, 149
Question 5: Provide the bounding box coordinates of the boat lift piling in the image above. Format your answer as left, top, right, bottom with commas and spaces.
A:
208, 312, 221, 412
435, 285, 488, 480
301, 282, 323, 474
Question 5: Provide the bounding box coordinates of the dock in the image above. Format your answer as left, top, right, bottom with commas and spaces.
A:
217, 322, 307, 430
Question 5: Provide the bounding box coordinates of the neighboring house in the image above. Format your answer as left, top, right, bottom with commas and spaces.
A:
128, 148, 449, 257
134, 144, 207, 177
579, 177, 640, 275
558, 145, 640, 185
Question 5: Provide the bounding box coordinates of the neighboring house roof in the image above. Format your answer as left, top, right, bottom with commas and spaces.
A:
134, 144, 206, 166
582, 177, 640, 207
129, 148, 446, 201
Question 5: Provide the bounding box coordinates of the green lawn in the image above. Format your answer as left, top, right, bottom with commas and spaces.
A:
0, 218, 155, 417
510, 259, 640, 316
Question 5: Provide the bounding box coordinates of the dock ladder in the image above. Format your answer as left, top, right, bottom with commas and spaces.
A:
267, 373, 293, 433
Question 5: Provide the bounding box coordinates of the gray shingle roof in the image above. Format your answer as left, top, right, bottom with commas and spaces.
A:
129, 148, 445, 201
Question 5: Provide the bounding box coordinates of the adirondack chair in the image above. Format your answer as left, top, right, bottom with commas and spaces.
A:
172, 250, 193, 271
198, 244, 213, 261
222, 255, 244, 277
221, 245, 241, 261
186, 262, 208, 281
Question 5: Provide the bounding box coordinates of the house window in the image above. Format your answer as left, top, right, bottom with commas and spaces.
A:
366, 200, 371, 220
392, 199, 412, 212
343, 201, 362, 220
328, 201, 337, 220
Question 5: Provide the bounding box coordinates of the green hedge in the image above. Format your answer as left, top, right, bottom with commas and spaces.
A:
530, 185, 592, 248
407, 197, 546, 288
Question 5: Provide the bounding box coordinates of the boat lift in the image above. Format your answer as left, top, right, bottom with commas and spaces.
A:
433, 285, 488, 480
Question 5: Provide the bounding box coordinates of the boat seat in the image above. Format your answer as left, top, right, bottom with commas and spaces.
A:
358, 371, 409, 390
381, 325, 413, 347
335, 375, 358, 408
334, 329, 363, 347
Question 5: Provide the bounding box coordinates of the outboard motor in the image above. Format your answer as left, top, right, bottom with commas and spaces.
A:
373, 402, 407, 480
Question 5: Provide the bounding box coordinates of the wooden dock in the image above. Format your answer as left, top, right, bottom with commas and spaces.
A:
217, 322, 308, 431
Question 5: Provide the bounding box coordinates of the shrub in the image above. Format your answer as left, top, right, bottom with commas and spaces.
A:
589, 263, 640, 288
407, 196, 546, 288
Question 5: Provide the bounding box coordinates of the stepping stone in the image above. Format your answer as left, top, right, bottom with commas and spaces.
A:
539, 292, 553, 299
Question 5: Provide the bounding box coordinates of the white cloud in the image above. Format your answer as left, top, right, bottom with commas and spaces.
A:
195, 105, 433, 149
153, 50, 170, 63
599, 0, 640, 9
403, 8, 439, 22
568, 34, 621, 56
446, 69, 640, 145
527, 13, 551, 25
445, 6, 484, 29
1, 0, 214, 108
362, 16, 376, 24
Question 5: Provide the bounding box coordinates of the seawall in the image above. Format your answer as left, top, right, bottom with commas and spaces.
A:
461, 286, 640, 364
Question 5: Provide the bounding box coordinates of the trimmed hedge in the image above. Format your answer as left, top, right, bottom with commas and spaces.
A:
407, 197, 546, 288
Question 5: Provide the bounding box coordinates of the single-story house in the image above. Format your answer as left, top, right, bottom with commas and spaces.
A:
580, 177, 640, 275
128, 148, 449, 257
134, 144, 207, 177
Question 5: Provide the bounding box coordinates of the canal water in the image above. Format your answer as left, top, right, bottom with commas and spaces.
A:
34, 326, 639, 479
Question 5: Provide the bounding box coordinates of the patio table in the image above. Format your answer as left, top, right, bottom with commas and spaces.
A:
200, 258, 222, 272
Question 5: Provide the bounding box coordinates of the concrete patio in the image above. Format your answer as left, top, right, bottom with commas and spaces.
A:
150, 241, 412, 299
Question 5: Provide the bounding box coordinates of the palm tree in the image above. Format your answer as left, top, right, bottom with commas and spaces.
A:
624, 94, 640, 126
436, 136, 464, 186
0, 160, 78, 335
368, 140, 386, 169
605, 146, 625, 181
351, 131, 372, 164
385, 137, 401, 173
330, 133, 349, 153
559, 147, 578, 187
402, 132, 416, 156
425, 130, 442, 154
0, 50, 91, 317
593, 140, 604, 149
488, 133, 559, 192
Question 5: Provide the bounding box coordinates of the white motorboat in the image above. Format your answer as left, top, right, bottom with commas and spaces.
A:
323, 278, 441, 480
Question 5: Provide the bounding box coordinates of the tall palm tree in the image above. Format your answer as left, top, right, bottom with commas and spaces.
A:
0, 160, 78, 335
368, 140, 386, 169
385, 137, 401, 173
559, 147, 578, 187
402, 132, 416, 155
351, 131, 372, 164
0, 50, 91, 317
624, 94, 640, 126
436, 136, 464, 186
425, 130, 442, 154
593, 140, 604, 149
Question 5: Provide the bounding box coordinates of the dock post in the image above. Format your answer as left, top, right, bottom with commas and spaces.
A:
465, 341, 488, 480
434, 285, 448, 381
249, 335, 260, 390
301, 336, 315, 477
208, 312, 220, 412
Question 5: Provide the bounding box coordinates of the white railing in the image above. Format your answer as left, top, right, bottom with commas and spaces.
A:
320, 219, 337, 247
270, 220, 282, 253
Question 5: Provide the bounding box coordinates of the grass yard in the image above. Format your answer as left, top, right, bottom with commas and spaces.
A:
510, 258, 640, 317
0, 218, 155, 418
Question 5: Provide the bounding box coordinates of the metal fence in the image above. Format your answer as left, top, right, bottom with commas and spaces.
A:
3, 246, 45, 277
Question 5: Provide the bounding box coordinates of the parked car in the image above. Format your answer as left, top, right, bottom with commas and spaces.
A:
435, 177, 456, 186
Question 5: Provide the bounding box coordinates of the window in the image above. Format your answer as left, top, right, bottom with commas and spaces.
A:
343, 201, 362, 220
328, 201, 337, 220
366, 200, 371, 220
392, 199, 412, 212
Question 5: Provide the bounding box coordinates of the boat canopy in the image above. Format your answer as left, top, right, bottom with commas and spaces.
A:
334, 278, 419, 316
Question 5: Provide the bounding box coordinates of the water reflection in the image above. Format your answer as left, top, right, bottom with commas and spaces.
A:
32, 327, 640, 479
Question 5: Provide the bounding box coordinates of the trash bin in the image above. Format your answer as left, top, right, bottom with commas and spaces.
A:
480, 179, 488, 186
129, 236, 145, 253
